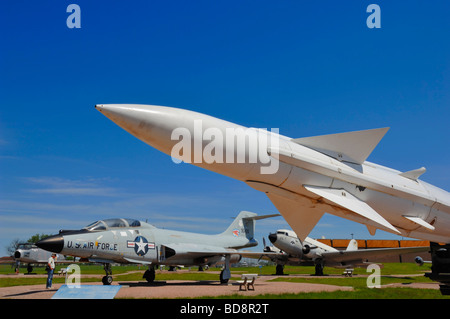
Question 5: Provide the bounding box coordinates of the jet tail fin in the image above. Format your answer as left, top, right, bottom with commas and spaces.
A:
220, 211, 256, 239
292, 127, 389, 164
346, 239, 358, 251
220, 211, 280, 241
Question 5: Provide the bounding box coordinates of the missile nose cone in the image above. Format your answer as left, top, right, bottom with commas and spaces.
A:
268, 233, 277, 244
95, 104, 190, 156
95, 104, 138, 119
36, 235, 64, 253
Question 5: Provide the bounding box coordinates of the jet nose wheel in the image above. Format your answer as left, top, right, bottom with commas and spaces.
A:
102, 275, 113, 285
102, 263, 113, 285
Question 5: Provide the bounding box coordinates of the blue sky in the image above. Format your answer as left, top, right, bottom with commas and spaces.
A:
0, 1, 449, 256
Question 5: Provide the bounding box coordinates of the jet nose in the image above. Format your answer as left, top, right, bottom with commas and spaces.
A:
268, 233, 277, 244
36, 235, 64, 253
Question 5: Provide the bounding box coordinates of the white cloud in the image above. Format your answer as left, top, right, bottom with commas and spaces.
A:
23, 176, 120, 197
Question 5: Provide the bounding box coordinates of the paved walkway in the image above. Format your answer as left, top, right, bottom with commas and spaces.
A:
0, 271, 440, 299
0, 274, 353, 299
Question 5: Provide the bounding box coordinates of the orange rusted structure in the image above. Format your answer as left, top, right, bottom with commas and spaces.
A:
315, 239, 431, 262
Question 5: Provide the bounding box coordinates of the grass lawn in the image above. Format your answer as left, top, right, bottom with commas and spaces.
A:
2, 262, 448, 299
204, 287, 446, 299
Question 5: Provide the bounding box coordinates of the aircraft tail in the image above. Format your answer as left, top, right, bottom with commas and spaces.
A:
346, 239, 358, 251
219, 211, 280, 248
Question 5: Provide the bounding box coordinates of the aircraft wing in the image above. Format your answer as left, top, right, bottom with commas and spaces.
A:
235, 251, 285, 261
185, 249, 283, 259
161, 243, 285, 260
158, 243, 254, 258
321, 246, 429, 264
184, 250, 285, 261
14, 259, 78, 264
123, 258, 153, 265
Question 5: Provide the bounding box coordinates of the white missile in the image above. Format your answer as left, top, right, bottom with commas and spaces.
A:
95, 104, 450, 243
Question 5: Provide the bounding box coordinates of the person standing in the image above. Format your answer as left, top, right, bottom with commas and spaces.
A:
46, 253, 56, 289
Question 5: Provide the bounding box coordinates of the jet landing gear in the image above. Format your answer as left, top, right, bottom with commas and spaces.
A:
219, 269, 229, 284
276, 264, 285, 275
143, 265, 156, 283
219, 255, 231, 284
102, 263, 113, 285
314, 259, 324, 276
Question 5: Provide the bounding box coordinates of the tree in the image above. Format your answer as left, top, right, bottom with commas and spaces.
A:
27, 234, 52, 244
5, 234, 53, 257
5, 238, 21, 257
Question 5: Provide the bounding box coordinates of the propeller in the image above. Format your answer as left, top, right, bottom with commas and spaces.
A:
263, 236, 274, 253
259, 237, 272, 262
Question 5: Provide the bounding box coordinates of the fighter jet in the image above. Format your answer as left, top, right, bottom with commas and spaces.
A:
95, 104, 450, 293
36, 212, 278, 285
13, 243, 70, 274
264, 229, 428, 276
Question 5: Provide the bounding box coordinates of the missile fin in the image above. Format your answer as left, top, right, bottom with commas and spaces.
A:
403, 216, 435, 230
292, 127, 389, 164
303, 185, 401, 234
246, 181, 324, 241
366, 225, 377, 236
399, 167, 426, 181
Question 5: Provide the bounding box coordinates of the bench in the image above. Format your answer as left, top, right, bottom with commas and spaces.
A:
237, 273, 257, 291
342, 268, 354, 277
58, 268, 67, 276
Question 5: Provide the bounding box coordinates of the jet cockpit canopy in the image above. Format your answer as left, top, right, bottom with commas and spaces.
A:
83, 218, 141, 231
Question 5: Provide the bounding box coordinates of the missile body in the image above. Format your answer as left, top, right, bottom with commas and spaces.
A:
96, 104, 292, 183
96, 104, 450, 243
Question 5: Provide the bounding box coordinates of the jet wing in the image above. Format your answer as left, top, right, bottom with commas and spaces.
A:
124, 258, 154, 264
321, 246, 429, 264
14, 259, 79, 264
159, 243, 267, 258
235, 251, 285, 261
159, 242, 285, 260
173, 243, 236, 256
123, 247, 280, 265
185, 248, 283, 259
